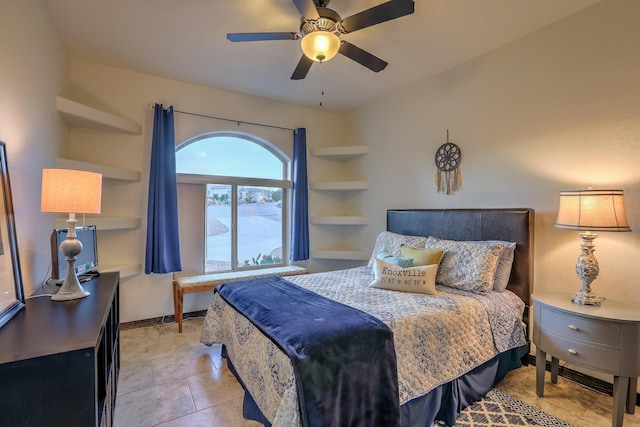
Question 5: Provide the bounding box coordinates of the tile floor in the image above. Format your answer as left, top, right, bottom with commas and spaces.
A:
114, 317, 640, 427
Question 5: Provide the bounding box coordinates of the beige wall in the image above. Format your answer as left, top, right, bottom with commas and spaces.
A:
66, 60, 347, 322
345, 0, 640, 382
347, 0, 640, 305
0, 0, 68, 296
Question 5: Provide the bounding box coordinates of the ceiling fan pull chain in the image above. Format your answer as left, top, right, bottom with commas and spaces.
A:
319, 63, 325, 106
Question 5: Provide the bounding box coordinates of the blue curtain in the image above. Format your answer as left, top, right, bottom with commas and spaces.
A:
145, 104, 182, 274
290, 128, 309, 261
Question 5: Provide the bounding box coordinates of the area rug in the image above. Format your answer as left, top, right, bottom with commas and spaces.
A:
435, 388, 573, 427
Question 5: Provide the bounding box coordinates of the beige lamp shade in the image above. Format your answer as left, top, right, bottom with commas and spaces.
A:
41, 169, 102, 214
555, 189, 631, 232
301, 31, 341, 62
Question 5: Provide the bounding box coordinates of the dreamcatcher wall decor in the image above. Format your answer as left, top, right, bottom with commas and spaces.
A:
435, 130, 462, 195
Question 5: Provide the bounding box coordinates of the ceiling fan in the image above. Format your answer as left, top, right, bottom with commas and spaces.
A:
227, 0, 415, 80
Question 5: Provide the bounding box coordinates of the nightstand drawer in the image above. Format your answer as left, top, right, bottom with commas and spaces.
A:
539, 331, 620, 373
539, 307, 620, 347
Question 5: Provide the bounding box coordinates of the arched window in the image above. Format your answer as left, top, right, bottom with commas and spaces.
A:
176, 132, 291, 273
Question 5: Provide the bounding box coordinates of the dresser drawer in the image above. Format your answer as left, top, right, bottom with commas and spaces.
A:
539, 306, 621, 347
539, 330, 620, 373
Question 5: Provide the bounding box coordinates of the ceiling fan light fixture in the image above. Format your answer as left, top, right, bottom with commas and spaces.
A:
301, 31, 340, 62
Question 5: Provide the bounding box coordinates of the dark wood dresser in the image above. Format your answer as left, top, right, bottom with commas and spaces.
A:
0, 272, 120, 427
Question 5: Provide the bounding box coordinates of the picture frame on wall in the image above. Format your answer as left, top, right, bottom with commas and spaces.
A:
0, 141, 24, 330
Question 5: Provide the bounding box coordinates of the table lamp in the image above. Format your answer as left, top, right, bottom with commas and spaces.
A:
41, 169, 102, 301
555, 189, 631, 305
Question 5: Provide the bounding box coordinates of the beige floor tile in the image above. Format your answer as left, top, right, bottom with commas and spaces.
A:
114, 379, 195, 427
188, 366, 246, 410
153, 348, 218, 380
117, 318, 637, 427
120, 327, 155, 365
573, 413, 615, 427
623, 415, 640, 427
118, 359, 154, 395
156, 402, 246, 427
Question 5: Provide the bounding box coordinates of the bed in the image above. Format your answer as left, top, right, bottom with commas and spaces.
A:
200, 208, 534, 427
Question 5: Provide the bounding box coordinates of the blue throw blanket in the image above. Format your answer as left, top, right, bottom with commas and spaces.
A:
215, 275, 400, 427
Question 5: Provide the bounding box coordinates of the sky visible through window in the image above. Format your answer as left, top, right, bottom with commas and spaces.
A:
176, 136, 283, 179
176, 134, 286, 272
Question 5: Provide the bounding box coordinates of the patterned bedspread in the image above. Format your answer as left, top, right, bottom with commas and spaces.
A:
200, 266, 526, 427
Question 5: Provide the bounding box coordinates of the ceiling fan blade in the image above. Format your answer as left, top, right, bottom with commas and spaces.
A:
292, 0, 319, 20
291, 55, 314, 80
339, 41, 388, 72
227, 32, 299, 42
340, 0, 415, 33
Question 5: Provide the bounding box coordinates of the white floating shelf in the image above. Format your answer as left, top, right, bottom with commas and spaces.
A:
311, 215, 369, 225
310, 249, 369, 260
310, 145, 369, 158
56, 158, 141, 182
55, 217, 141, 231
100, 264, 141, 279
56, 96, 142, 134
310, 181, 369, 191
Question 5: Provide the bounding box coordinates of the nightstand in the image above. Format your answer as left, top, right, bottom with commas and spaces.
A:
533, 292, 640, 427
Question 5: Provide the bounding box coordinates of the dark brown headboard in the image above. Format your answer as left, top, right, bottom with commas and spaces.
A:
386, 208, 534, 306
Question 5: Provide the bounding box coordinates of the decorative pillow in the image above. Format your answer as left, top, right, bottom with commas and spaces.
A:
400, 245, 444, 266
367, 231, 428, 268
424, 237, 505, 293
466, 240, 516, 292
375, 250, 414, 268
370, 258, 437, 295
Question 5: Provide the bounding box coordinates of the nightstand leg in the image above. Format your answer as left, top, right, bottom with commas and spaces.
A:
613, 376, 629, 427
551, 357, 559, 384
627, 377, 637, 414
536, 347, 546, 397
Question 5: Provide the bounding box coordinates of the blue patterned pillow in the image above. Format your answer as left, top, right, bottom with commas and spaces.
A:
424, 237, 504, 294
467, 240, 516, 292
367, 231, 428, 268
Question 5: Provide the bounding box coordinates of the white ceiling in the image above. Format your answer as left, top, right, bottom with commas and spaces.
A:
44, 0, 601, 113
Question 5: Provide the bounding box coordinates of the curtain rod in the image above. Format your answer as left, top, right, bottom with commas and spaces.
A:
148, 103, 296, 132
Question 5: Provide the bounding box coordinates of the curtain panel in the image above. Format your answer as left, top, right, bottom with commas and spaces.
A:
290, 128, 309, 261
145, 104, 182, 274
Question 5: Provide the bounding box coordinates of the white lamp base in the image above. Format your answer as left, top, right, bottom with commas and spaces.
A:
52, 215, 90, 302
572, 231, 602, 306
52, 287, 90, 301
571, 290, 605, 306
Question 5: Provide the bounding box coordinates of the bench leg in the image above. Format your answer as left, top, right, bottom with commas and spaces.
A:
172, 281, 184, 333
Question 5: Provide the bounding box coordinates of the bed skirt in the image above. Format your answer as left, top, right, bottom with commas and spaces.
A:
222, 344, 527, 427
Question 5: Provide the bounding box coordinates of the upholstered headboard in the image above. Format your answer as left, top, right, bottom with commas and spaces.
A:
386, 208, 534, 306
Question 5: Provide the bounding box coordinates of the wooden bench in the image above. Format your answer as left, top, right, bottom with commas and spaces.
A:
172, 265, 309, 332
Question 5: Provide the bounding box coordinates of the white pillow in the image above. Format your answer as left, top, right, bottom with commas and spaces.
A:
367, 231, 428, 268
424, 237, 504, 294
369, 258, 438, 295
